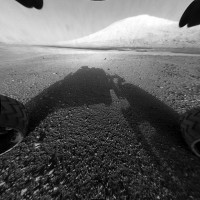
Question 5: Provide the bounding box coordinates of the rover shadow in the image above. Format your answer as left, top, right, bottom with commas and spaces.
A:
109, 74, 200, 194
109, 74, 186, 152
109, 74, 180, 133
24, 67, 200, 195
109, 74, 200, 158
26, 66, 112, 132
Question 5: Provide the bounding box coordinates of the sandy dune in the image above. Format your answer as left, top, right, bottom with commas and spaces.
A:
0, 44, 200, 199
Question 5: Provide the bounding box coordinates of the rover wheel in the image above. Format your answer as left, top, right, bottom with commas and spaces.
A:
179, 108, 200, 157
0, 95, 28, 156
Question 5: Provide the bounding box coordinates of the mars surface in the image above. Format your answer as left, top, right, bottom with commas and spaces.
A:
0, 44, 200, 199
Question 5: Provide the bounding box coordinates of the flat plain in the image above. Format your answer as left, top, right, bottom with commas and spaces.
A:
0, 44, 200, 199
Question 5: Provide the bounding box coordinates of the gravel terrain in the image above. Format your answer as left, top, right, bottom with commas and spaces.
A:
0, 45, 200, 199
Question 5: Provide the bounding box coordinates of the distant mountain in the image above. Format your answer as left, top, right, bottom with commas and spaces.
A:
59, 15, 200, 48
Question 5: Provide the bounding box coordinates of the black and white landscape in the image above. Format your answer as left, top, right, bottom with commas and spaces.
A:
60, 15, 200, 48
0, 1, 200, 199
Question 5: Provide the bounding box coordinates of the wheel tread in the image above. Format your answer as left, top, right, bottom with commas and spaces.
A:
180, 108, 200, 156
0, 95, 28, 134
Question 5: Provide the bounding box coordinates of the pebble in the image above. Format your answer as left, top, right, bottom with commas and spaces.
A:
48, 169, 54, 176
0, 182, 5, 187
34, 143, 41, 149
21, 188, 27, 196
35, 176, 41, 182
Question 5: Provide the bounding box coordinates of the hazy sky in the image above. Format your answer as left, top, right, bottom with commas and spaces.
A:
0, 0, 192, 44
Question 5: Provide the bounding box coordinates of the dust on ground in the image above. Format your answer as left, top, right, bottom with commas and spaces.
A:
0, 45, 200, 199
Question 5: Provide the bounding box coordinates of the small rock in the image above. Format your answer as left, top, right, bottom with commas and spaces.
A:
34, 143, 41, 149
48, 169, 54, 176
35, 176, 41, 182
0, 182, 5, 187
21, 188, 27, 196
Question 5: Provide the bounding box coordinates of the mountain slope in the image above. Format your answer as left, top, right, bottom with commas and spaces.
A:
59, 15, 200, 48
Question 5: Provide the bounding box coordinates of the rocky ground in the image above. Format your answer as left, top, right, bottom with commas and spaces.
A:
0, 45, 200, 199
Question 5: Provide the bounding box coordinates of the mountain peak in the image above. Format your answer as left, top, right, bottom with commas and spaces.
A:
108, 15, 177, 29
60, 15, 200, 48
